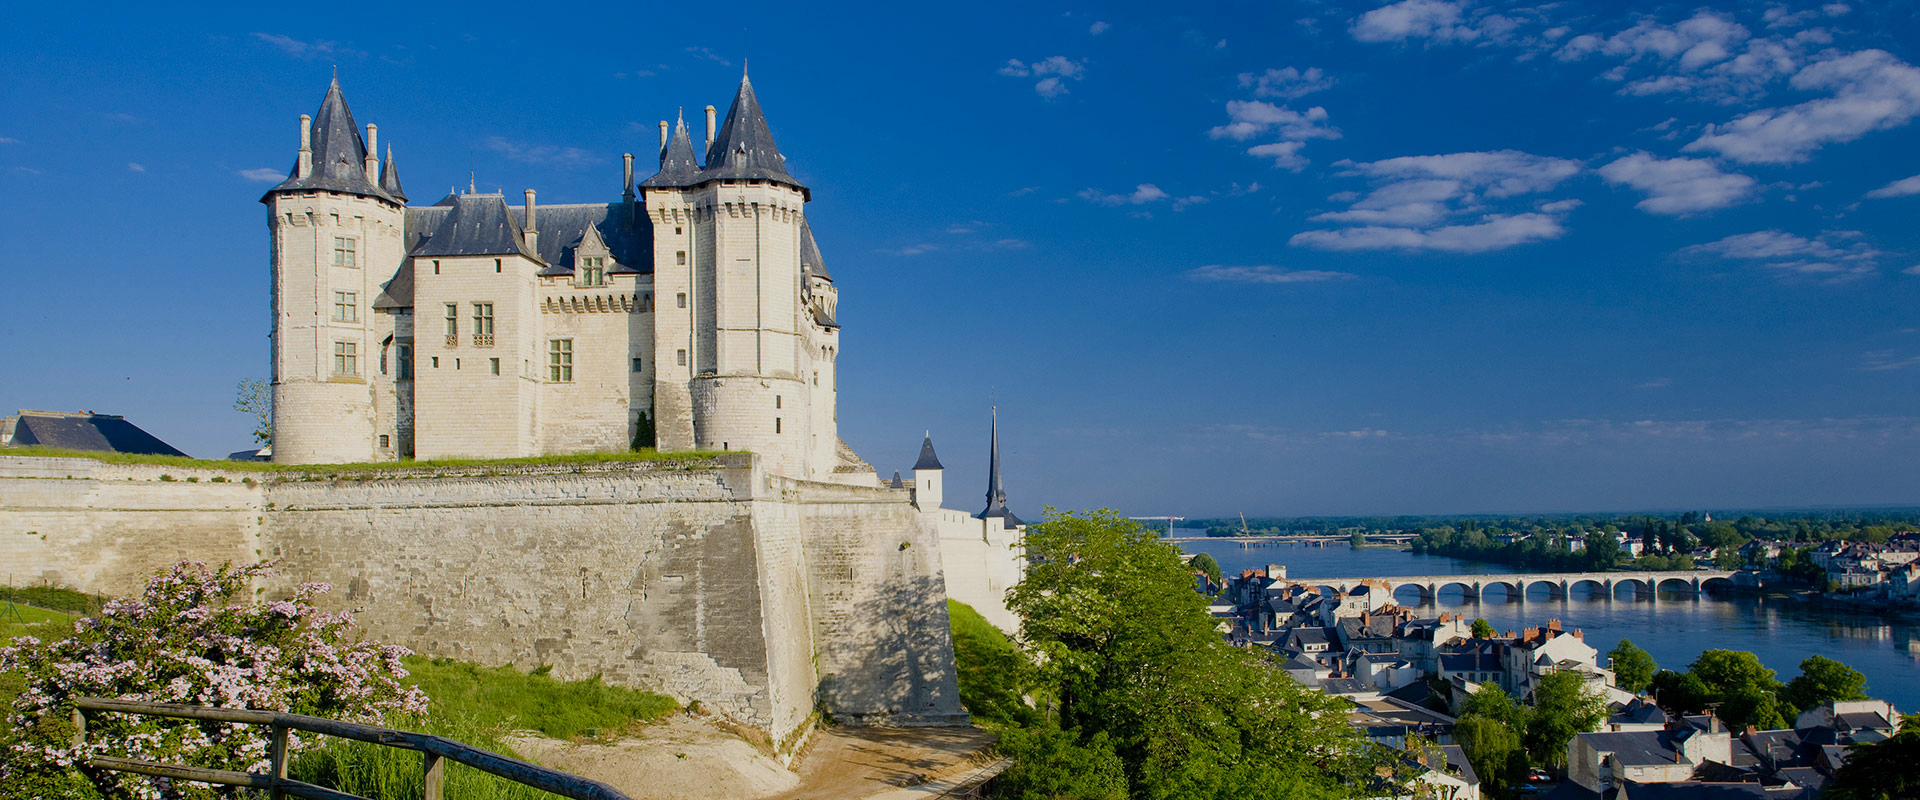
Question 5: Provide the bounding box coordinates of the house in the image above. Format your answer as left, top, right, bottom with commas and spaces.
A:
1, 410, 187, 457
1793, 699, 1901, 736
1566, 727, 1733, 796
1387, 745, 1481, 800
1609, 699, 1670, 733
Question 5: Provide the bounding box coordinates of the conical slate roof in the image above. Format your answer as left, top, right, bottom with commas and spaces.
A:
913, 433, 943, 470
977, 407, 1023, 526
266, 77, 395, 203
890, 471, 905, 489
702, 75, 806, 193
641, 112, 703, 189
380, 144, 407, 203
800, 217, 830, 281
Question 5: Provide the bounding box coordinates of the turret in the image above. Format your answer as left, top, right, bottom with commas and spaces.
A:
912, 432, 944, 509
977, 407, 1023, 526
261, 75, 404, 463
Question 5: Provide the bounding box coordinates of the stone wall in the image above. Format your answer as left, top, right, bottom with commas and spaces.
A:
0, 453, 966, 757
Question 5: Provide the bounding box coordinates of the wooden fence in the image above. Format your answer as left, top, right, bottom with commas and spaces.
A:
71, 697, 631, 800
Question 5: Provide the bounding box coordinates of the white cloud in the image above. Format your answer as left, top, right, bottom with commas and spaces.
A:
0, 137, 18, 144
1006, 186, 1041, 197
878, 243, 940, 256
1865, 174, 1920, 199
1859, 349, 1920, 371
1598, 152, 1756, 214
1090, 21, 1109, 35
1311, 178, 1460, 226
1209, 101, 1339, 142
1351, 0, 1475, 43
1079, 184, 1170, 206
684, 47, 731, 66
1238, 67, 1335, 99
251, 32, 358, 60
1338, 150, 1582, 197
480, 136, 597, 168
1247, 141, 1311, 171
1187, 265, 1356, 284
126, 162, 146, 173
1686, 50, 1920, 164
1680, 229, 1879, 281
239, 167, 286, 182
999, 56, 1087, 98
1904, 265, 1920, 276
1291, 213, 1567, 253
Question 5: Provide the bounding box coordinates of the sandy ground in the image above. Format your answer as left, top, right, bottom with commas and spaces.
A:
509, 719, 997, 800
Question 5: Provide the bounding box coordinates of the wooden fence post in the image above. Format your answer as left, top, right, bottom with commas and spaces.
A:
70, 708, 86, 749
268, 724, 289, 800
423, 752, 445, 800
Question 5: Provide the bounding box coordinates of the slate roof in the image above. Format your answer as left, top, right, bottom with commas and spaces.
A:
1321, 677, 1370, 695
409, 194, 541, 260
1439, 745, 1479, 787
800, 217, 831, 280
913, 433, 944, 470
1618, 781, 1796, 799
1576, 730, 1694, 766
703, 75, 806, 194
889, 471, 904, 489
4, 411, 186, 456
265, 77, 397, 204
1439, 652, 1502, 673
1610, 699, 1669, 727
380, 145, 407, 202
387, 199, 651, 302
640, 113, 703, 189
976, 407, 1023, 526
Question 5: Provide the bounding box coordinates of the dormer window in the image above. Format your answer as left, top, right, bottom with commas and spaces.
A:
579, 256, 607, 287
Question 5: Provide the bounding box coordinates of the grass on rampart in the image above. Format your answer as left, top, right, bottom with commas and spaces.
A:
948, 599, 1039, 728
294, 656, 677, 800
1, 446, 730, 475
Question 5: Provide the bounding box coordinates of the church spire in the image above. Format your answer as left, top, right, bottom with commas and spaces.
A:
700, 73, 807, 195
977, 407, 1022, 526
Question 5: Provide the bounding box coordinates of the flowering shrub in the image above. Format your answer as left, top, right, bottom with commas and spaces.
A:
0, 561, 428, 800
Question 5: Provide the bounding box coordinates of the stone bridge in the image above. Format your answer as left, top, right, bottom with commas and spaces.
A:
1292, 570, 1740, 603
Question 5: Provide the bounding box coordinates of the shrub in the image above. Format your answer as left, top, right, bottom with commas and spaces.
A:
0, 561, 427, 799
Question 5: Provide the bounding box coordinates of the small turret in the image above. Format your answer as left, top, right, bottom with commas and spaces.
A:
380, 144, 407, 203
913, 431, 944, 509
265, 75, 394, 203
641, 111, 702, 189
702, 74, 806, 196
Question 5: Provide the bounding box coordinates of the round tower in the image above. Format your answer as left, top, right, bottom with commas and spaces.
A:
262, 77, 405, 464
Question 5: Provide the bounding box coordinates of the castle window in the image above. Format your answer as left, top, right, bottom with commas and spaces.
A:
775, 418, 781, 434
332, 291, 357, 322
472, 302, 494, 335
444, 304, 458, 338
580, 257, 605, 286
433, 259, 441, 275
490, 358, 500, 375
333, 237, 357, 267
548, 339, 573, 382
676, 293, 687, 309
380, 435, 390, 448
495, 258, 502, 273
676, 250, 687, 265
675, 226, 682, 235
775, 395, 781, 409
677, 349, 687, 366
333, 341, 358, 376
632, 357, 643, 373
397, 344, 413, 380
431, 356, 439, 368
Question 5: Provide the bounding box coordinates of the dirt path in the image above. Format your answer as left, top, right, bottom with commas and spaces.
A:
769, 726, 997, 800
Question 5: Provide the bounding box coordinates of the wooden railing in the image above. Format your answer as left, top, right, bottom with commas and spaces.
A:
71, 697, 631, 800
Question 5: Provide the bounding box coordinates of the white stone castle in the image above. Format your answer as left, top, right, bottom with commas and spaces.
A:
266, 73, 854, 481
263, 74, 1025, 629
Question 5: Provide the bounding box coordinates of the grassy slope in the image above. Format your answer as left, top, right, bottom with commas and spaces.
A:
0, 446, 726, 474
947, 599, 1037, 728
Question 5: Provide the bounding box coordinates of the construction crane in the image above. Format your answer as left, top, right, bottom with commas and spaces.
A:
1128, 516, 1185, 535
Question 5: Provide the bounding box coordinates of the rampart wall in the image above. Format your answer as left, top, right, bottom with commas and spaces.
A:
0, 454, 964, 759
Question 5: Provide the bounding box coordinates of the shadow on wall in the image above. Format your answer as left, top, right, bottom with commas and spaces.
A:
815, 570, 966, 725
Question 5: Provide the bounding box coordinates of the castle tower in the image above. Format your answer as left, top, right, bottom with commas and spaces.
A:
262, 77, 405, 464
643, 75, 822, 478
912, 432, 944, 510
976, 407, 1023, 527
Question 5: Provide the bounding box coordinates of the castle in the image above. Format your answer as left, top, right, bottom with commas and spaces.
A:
266, 73, 854, 481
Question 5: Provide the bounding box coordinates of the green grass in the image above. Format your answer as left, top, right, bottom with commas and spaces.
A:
948, 599, 1038, 728
292, 657, 678, 800
1, 585, 104, 616
0, 604, 80, 706
1, 446, 730, 475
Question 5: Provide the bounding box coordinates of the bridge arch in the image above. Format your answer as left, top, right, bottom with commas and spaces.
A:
1656, 577, 1700, 596
1437, 581, 1481, 603
1700, 576, 1736, 593
1567, 578, 1607, 598
1390, 582, 1434, 606
1525, 579, 1569, 600
1613, 578, 1653, 599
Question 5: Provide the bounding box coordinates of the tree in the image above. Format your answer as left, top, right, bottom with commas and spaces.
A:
1007, 508, 1380, 799
1783, 654, 1869, 713
1649, 670, 1711, 716
1452, 716, 1528, 800
1823, 716, 1920, 800
1188, 552, 1223, 586
1350, 529, 1368, 549
1689, 650, 1789, 730
1463, 685, 1530, 730
1524, 671, 1607, 769
1584, 532, 1620, 571
1608, 640, 1657, 695
234, 377, 273, 445
995, 724, 1130, 800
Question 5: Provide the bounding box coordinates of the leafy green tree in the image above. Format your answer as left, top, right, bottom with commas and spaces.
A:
995, 724, 1130, 800
1188, 552, 1223, 586
1584, 532, 1620, 570
1823, 716, 1920, 800
1608, 640, 1657, 695
1463, 685, 1530, 730
1783, 654, 1869, 713
1525, 671, 1607, 769
1452, 716, 1528, 800
1006, 508, 1379, 799
1649, 670, 1711, 716
1689, 650, 1789, 730
1471, 618, 1497, 640
234, 377, 273, 445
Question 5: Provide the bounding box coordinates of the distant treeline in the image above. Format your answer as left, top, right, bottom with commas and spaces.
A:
1179, 510, 1920, 542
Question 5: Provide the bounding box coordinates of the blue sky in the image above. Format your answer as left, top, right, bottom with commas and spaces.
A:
4, 1, 1919, 517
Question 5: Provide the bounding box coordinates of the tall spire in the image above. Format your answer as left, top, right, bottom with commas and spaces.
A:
380, 143, 407, 203
700, 74, 807, 195
265, 75, 395, 203
641, 109, 703, 189
977, 407, 1022, 526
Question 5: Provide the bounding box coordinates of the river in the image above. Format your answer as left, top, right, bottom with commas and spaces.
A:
1175, 532, 1920, 712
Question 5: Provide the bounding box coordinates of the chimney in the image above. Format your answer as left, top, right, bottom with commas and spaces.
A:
1548, 619, 1562, 632
705, 105, 717, 150
523, 189, 538, 251
658, 120, 669, 153
364, 124, 379, 183
298, 114, 312, 178
622, 153, 635, 200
